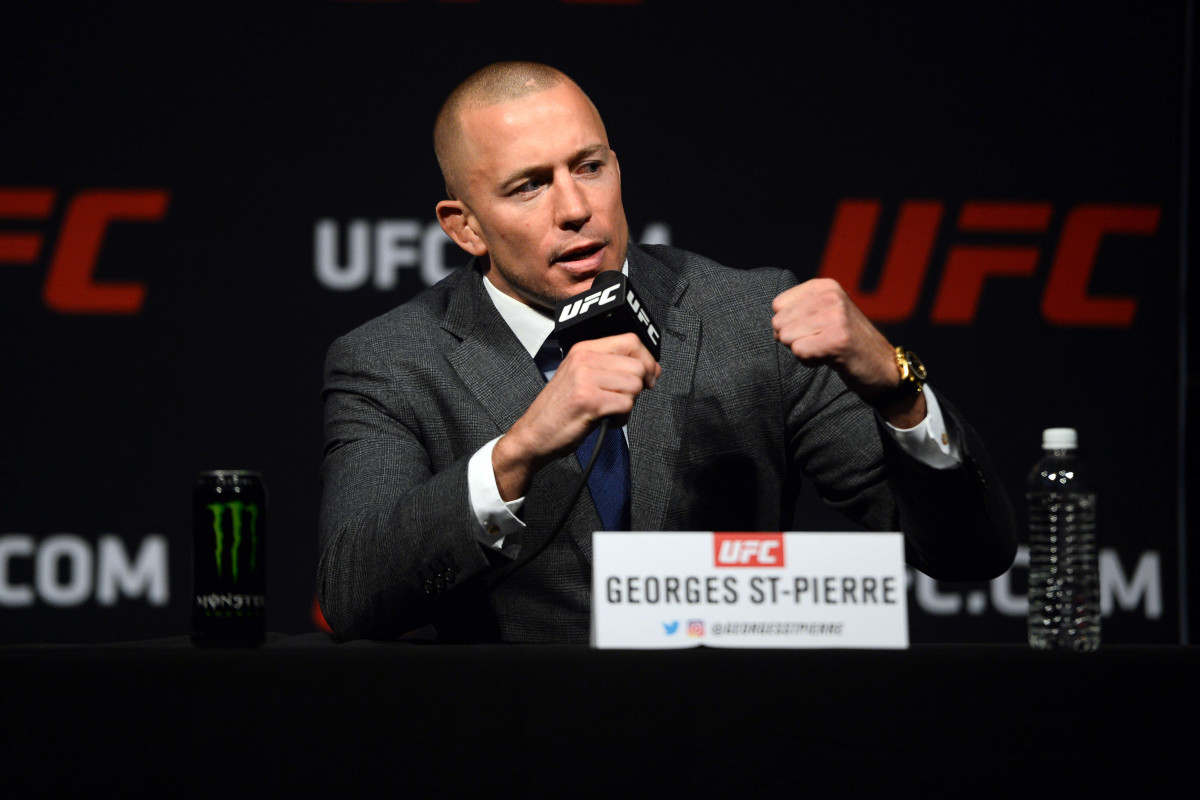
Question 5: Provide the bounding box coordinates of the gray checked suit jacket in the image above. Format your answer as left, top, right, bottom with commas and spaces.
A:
318, 244, 1016, 642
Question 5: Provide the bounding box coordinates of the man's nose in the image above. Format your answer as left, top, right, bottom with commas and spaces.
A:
554, 176, 591, 229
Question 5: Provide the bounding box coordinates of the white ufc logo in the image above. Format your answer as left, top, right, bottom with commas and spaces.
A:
715, 536, 782, 566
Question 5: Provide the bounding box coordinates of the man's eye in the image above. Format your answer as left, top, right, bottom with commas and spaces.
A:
579, 161, 602, 175
515, 178, 545, 194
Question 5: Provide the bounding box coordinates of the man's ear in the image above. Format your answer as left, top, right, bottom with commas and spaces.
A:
436, 199, 487, 257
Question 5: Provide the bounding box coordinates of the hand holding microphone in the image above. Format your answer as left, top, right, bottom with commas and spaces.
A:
492, 271, 661, 501
488, 271, 663, 581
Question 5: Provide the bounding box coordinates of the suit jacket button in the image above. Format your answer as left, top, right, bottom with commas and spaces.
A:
422, 579, 434, 595
443, 568, 455, 584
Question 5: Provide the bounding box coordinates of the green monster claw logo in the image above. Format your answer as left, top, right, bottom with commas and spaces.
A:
207, 501, 260, 582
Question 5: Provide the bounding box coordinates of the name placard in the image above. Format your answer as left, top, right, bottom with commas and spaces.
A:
591, 532, 908, 649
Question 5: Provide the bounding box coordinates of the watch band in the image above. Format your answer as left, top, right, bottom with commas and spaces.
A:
869, 346, 926, 410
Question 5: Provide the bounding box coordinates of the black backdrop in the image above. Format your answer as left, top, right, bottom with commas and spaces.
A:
1, 0, 1193, 644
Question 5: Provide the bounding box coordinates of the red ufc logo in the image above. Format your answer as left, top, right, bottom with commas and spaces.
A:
0, 187, 170, 314
818, 200, 1160, 327
714, 533, 785, 567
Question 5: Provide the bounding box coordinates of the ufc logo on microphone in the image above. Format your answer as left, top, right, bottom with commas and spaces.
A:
625, 290, 660, 346
713, 533, 785, 567
557, 282, 621, 322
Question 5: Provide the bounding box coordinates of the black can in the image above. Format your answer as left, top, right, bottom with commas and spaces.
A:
191, 470, 266, 647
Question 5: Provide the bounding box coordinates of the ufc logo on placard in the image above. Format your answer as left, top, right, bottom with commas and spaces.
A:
713, 533, 785, 567
0, 187, 170, 314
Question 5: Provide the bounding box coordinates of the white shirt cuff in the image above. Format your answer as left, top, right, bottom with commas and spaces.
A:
880, 384, 961, 469
467, 436, 527, 549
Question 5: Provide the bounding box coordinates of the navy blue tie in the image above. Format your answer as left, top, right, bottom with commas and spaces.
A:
535, 338, 631, 531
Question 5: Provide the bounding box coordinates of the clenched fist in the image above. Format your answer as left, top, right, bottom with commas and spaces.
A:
771, 278, 926, 427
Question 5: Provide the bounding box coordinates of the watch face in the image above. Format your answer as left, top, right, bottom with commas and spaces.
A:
905, 350, 928, 381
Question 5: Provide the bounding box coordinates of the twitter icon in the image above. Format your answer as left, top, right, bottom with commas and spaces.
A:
662, 621, 679, 635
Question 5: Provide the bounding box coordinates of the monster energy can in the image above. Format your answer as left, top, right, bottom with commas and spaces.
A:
191, 470, 266, 647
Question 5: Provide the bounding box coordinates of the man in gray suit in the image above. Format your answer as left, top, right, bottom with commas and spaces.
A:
318, 62, 1016, 643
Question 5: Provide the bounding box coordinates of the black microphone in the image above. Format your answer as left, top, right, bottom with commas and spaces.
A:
553, 270, 661, 360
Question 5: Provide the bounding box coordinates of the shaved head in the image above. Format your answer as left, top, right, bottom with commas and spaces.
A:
432, 61, 627, 309
434, 62, 602, 199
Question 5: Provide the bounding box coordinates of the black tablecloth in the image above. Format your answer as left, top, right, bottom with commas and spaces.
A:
2, 636, 1196, 797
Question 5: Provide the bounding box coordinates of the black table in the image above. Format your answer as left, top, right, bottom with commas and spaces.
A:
2, 636, 1195, 797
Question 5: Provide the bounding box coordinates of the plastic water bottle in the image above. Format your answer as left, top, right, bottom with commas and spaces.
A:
1027, 428, 1100, 651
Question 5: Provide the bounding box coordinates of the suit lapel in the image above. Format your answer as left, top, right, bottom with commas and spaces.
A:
626, 246, 700, 533
441, 264, 545, 434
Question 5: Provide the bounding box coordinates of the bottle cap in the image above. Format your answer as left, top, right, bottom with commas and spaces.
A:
1042, 428, 1078, 449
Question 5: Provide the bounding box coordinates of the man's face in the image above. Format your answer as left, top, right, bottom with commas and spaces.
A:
439, 81, 629, 311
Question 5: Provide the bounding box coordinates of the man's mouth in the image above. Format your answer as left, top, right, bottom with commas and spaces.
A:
553, 242, 605, 264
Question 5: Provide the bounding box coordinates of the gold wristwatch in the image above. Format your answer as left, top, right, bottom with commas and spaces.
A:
870, 346, 927, 409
